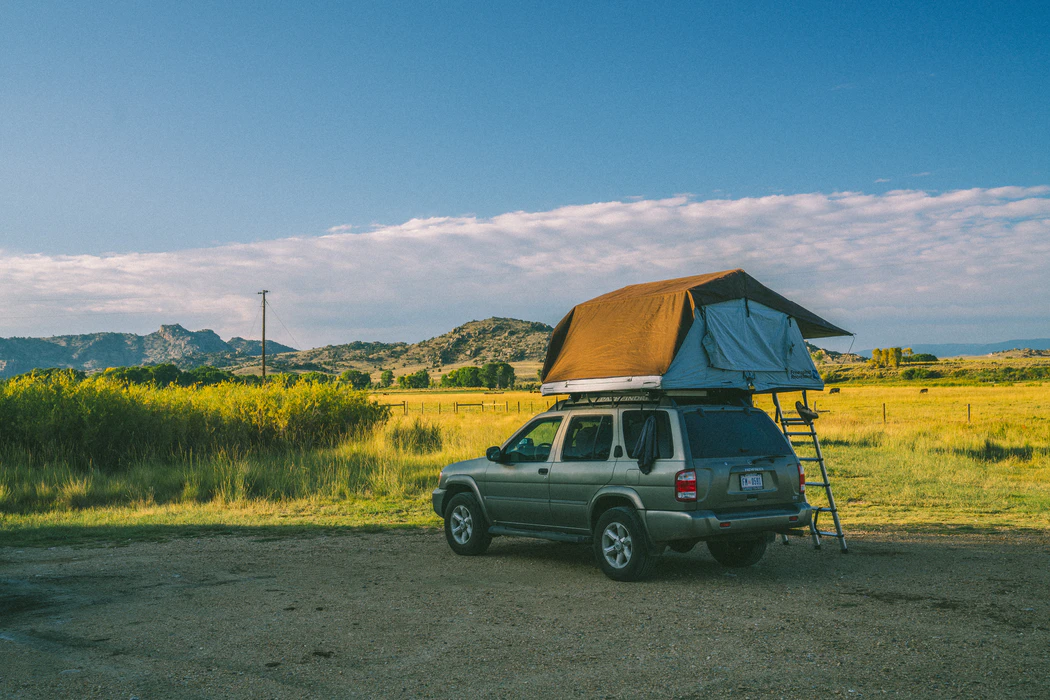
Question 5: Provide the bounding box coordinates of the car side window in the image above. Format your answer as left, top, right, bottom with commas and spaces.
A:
561, 415, 613, 462
504, 417, 563, 463
622, 410, 674, 460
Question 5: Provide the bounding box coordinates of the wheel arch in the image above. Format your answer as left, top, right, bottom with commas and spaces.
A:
441, 476, 490, 522
587, 487, 646, 532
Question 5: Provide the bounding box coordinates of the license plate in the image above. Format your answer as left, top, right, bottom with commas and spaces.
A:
740, 474, 764, 490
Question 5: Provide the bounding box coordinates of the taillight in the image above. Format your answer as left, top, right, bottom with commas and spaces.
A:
797, 462, 806, 494
675, 469, 697, 502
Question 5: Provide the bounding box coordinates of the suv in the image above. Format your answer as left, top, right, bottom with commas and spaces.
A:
433, 393, 813, 581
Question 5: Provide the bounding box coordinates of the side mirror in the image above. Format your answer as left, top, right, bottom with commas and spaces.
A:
486, 446, 504, 462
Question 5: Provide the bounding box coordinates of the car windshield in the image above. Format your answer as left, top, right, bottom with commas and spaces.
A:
683, 408, 791, 459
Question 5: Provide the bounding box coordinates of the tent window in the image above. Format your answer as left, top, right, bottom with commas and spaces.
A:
622, 411, 674, 460
562, 415, 613, 462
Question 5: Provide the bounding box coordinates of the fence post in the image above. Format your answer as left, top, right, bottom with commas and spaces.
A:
403, 401, 407, 416
506, 401, 509, 412
421, 402, 424, 415
882, 403, 886, 424
517, 401, 520, 413
968, 404, 971, 423
438, 402, 441, 414
454, 402, 458, 414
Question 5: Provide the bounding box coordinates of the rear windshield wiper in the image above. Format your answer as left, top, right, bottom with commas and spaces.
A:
748, 455, 785, 465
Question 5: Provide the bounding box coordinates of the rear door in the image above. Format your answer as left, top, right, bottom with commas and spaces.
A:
549, 412, 617, 531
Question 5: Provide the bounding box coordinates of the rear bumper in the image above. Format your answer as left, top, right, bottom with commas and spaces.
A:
643, 503, 813, 542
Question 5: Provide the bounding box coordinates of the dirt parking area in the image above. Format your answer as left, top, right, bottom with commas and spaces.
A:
1, 528, 1048, 699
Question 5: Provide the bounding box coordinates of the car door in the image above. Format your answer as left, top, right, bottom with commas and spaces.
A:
484, 415, 564, 526
549, 412, 617, 531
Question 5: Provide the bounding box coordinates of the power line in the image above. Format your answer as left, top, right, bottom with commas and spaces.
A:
264, 298, 303, 351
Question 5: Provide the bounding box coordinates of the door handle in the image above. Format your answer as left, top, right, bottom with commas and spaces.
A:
538, 468, 549, 475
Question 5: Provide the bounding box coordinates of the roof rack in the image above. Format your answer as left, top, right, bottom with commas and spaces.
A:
550, 388, 754, 411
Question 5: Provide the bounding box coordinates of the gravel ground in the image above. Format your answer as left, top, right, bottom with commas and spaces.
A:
1, 528, 1048, 699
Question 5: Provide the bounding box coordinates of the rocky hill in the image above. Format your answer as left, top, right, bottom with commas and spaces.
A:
277, 318, 553, 373
0, 325, 295, 378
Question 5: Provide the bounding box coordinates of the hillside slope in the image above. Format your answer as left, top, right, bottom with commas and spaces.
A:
276, 318, 553, 374
0, 325, 295, 377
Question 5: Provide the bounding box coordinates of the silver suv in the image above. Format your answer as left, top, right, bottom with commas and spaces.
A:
432, 393, 813, 581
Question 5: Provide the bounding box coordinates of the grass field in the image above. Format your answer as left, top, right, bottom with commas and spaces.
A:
2, 383, 1048, 546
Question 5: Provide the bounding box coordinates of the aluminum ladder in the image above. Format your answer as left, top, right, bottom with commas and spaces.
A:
771, 390, 848, 553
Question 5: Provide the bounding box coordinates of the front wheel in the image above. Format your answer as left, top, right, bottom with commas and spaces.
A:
444, 493, 492, 556
593, 507, 657, 582
707, 538, 767, 568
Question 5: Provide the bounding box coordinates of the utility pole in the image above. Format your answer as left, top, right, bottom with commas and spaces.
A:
258, 290, 269, 379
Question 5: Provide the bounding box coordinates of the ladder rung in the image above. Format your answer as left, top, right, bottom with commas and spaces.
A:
815, 506, 837, 513
816, 530, 845, 538
805, 481, 830, 488
782, 418, 810, 425
784, 431, 815, 436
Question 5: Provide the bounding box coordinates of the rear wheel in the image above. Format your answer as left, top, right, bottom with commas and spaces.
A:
593, 507, 657, 582
444, 493, 492, 556
707, 538, 767, 568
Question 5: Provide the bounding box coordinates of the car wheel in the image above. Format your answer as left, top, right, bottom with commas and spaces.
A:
668, 538, 700, 554
444, 493, 492, 556
593, 507, 656, 582
707, 538, 767, 568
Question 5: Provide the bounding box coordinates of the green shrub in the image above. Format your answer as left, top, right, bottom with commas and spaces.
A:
900, 368, 942, 380
388, 419, 443, 454
0, 373, 389, 470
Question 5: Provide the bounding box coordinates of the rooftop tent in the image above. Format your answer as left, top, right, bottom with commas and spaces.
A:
540, 269, 851, 395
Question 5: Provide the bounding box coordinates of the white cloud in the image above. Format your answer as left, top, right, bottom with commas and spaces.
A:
1, 187, 1048, 349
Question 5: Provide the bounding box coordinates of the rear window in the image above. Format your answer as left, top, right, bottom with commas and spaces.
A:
684, 409, 791, 459
622, 410, 674, 460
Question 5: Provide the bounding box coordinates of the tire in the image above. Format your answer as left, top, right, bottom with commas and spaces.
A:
668, 538, 700, 554
593, 507, 657, 582
707, 538, 767, 568
443, 493, 492, 556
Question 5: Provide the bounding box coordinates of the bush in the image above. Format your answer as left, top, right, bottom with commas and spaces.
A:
397, 369, 431, 389
900, 368, 942, 380
388, 419, 443, 454
0, 372, 390, 470
903, 353, 939, 363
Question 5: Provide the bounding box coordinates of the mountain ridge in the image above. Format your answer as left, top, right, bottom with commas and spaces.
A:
3, 320, 1049, 378
0, 325, 295, 378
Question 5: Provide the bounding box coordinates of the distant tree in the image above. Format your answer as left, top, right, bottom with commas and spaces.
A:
891, 347, 903, 368
340, 369, 372, 390
441, 365, 483, 388
378, 369, 394, 388
297, 371, 332, 384
187, 365, 237, 386
479, 361, 515, 389
148, 363, 183, 387
397, 369, 431, 389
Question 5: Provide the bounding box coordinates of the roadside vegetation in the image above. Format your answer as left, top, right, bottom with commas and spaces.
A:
1, 369, 1048, 544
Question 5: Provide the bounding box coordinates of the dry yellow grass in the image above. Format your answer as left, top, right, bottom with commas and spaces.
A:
2, 385, 1048, 545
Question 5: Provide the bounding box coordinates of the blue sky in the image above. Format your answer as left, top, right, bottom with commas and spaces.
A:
1, 2, 1048, 350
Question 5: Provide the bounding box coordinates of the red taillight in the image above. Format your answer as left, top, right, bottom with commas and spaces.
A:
797, 462, 806, 494
675, 469, 697, 502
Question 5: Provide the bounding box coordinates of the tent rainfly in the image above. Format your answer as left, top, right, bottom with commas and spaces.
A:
540, 269, 851, 396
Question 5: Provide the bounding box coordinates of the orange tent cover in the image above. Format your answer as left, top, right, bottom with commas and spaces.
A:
541, 269, 849, 383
